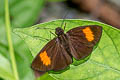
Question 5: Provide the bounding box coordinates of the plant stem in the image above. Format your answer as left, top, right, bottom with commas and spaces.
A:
5, 0, 19, 80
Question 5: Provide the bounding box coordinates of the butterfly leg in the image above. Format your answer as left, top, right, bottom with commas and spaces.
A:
35, 27, 55, 30
33, 36, 50, 41
50, 31, 57, 37
63, 22, 67, 31
50, 31, 51, 40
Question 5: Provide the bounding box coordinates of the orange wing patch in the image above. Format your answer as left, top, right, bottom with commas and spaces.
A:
40, 51, 51, 66
82, 27, 94, 42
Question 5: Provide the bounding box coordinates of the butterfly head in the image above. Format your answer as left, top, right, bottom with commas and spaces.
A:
55, 27, 64, 36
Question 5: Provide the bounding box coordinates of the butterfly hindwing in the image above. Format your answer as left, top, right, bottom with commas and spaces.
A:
31, 38, 72, 71
66, 25, 102, 60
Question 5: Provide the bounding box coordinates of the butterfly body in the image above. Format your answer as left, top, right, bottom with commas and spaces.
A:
32, 25, 102, 71
55, 27, 71, 57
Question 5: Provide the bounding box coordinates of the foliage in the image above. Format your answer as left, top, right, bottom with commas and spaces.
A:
0, 0, 44, 80
14, 19, 120, 80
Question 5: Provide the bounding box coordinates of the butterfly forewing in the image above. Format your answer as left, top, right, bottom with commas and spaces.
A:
67, 25, 102, 46
66, 25, 102, 60
32, 38, 72, 71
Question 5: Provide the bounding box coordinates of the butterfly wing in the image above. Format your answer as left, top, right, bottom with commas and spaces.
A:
66, 25, 102, 60
31, 38, 72, 71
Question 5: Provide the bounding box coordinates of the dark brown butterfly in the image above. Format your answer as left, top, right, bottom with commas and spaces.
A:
31, 25, 102, 71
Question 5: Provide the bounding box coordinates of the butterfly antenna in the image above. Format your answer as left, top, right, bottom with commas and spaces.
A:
60, 10, 69, 28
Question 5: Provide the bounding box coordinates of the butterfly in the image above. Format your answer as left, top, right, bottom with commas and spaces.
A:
31, 24, 102, 71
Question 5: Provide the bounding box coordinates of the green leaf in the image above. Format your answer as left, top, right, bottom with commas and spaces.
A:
0, 0, 45, 79
0, 0, 45, 28
14, 19, 120, 80
0, 0, 45, 45
0, 13, 35, 79
0, 35, 35, 80
0, 54, 15, 80
12, 34, 35, 80
37, 73, 56, 80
